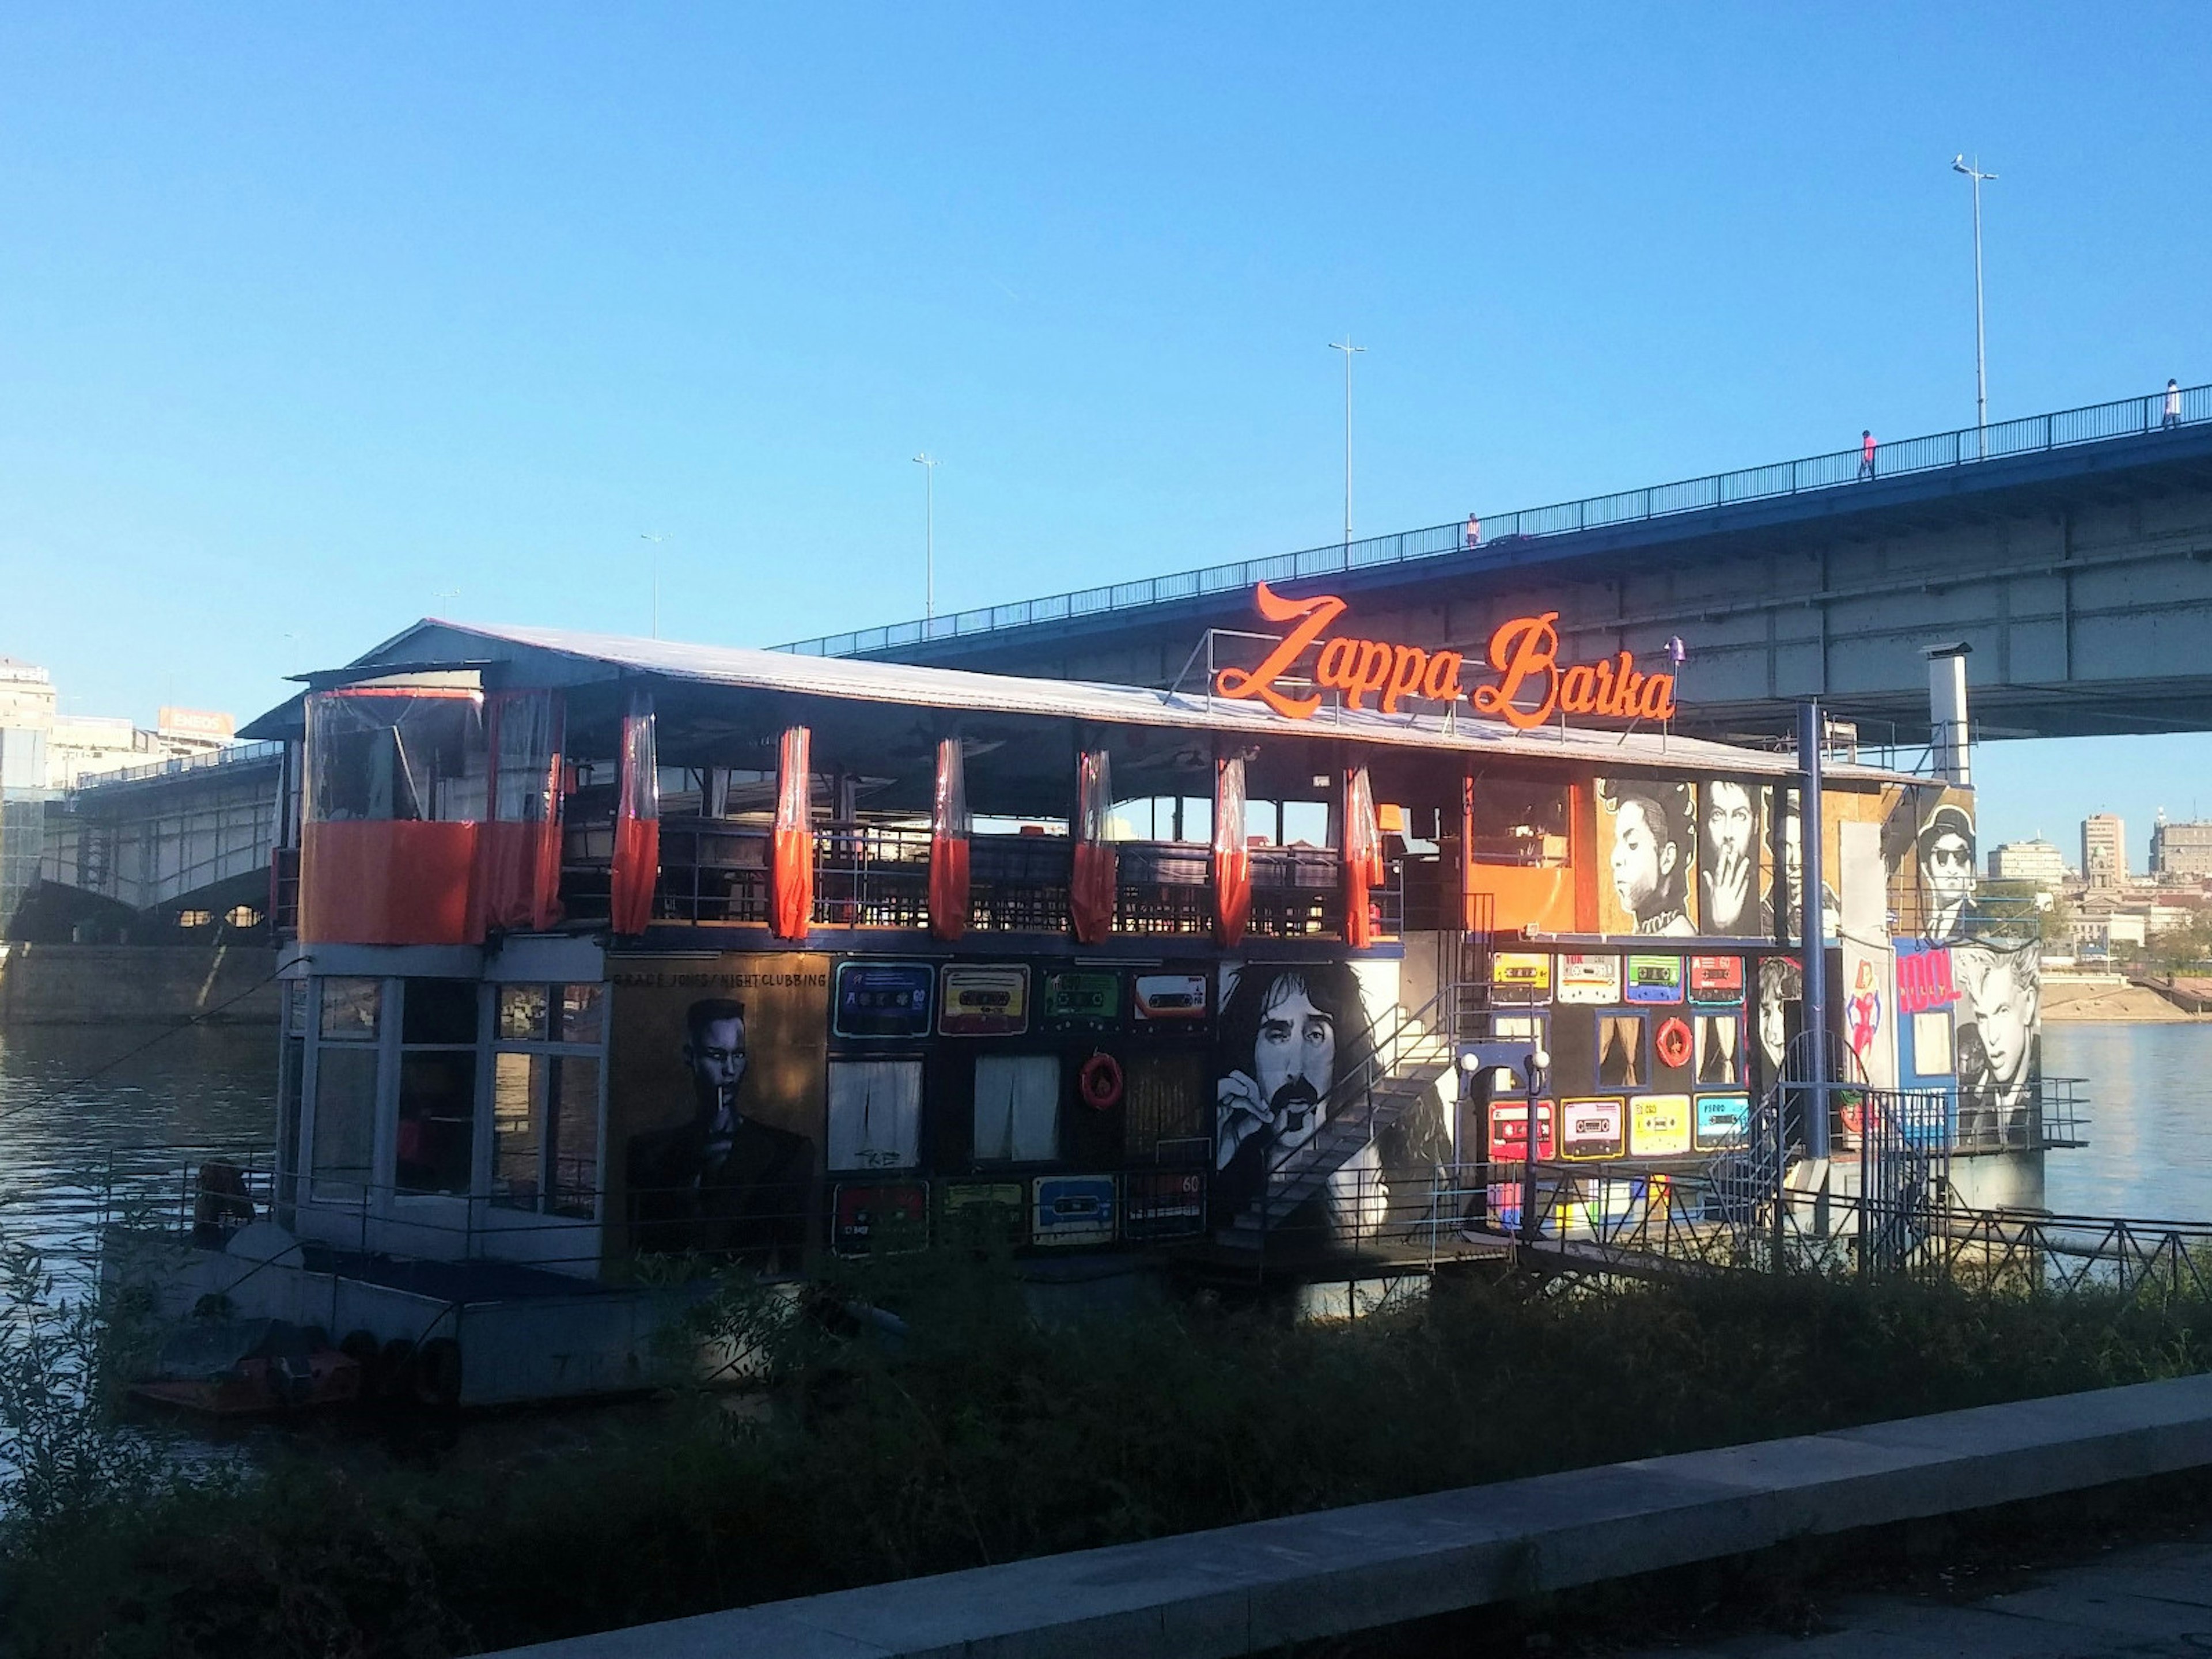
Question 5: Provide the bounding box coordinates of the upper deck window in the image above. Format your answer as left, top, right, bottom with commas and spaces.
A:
1472, 780, 1572, 868
306, 690, 486, 824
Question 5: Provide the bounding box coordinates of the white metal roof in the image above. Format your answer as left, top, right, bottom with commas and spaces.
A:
267, 618, 1920, 785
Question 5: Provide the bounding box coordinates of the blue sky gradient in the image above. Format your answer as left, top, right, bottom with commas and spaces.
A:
2, 4, 2205, 859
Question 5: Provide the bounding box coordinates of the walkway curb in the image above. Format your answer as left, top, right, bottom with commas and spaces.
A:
487, 1373, 2212, 1659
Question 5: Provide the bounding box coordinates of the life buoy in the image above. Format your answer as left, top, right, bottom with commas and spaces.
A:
1079, 1052, 1124, 1111
1654, 1016, 1692, 1071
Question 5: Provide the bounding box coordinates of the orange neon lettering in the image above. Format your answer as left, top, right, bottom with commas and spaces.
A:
1213, 581, 1344, 718
1421, 649, 1464, 703
1559, 662, 1597, 714
1382, 645, 1429, 714
1470, 613, 1561, 730
1315, 635, 1359, 691
1224, 586, 1668, 727
1349, 641, 1393, 710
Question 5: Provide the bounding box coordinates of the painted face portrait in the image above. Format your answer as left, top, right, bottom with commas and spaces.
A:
1700, 781, 1761, 934
1917, 804, 1977, 940
1967, 956, 2036, 1093
684, 1012, 749, 1122
1612, 799, 1665, 912
1601, 779, 1694, 934
1251, 976, 1338, 1153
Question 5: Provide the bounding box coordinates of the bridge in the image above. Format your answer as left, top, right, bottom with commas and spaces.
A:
27, 741, 284, 941
781, 384, 2212, 744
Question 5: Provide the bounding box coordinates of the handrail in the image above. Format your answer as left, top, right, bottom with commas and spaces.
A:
774, 382, 2212, 660
66, 738, 284, 797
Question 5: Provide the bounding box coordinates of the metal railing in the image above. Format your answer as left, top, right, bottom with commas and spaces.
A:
559, 818, 1400, 942
775, 382, 2212, 661
66, 738, 285, 797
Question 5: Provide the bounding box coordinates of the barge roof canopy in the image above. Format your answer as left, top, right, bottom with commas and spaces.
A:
245, 619, 1919, 787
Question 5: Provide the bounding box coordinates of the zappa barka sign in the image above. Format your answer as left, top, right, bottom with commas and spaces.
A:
1213, 581, 1678, 730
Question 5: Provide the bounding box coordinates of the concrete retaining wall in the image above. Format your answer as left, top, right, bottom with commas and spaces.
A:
0, 942, 281, 1026
487, 1373, 2212, 1659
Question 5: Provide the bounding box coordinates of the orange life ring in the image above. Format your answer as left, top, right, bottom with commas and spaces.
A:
1654, 1016, 1692, 1071
1079, 1052, 1124, 1111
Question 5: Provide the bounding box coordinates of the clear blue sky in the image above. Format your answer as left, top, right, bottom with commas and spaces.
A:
2, 4, 2204, 860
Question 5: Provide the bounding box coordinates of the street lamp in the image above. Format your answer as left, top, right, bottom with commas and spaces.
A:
638, 534, 665, 638
1328, 337, 1365, 548
912, 453, 938, 622
1951, 154, 1998, 456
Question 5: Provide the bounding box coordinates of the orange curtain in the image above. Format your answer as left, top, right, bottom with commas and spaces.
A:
1070, 747, 1116, 945
1343, 765, 1383, 948
928, 736, 970, 941
472, 689, 566, 934
609, 691, 660, 935
1213, 755, 1250, 946
771, 725, 814, 940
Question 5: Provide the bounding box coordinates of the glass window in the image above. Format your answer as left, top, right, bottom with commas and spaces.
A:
548, 1056, 601, 1218
319, 978, 381, 1040
498, 983, 549, 1042
396, 1051, 476, 1196
310, 1046, 377, 1200
826, 1060, 923, 1172
556, 983, 605, 1045
1471, 781, 1573, 868
491, 1052, 544, 1207
490, 985, 607, 1218
306, 691, 486, 824
403, 978, 479, 1045
972, 1054, 1060, 1163
1281, 801, 1330, 848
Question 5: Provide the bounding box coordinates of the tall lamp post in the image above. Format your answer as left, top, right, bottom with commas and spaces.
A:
1328, 336, 1365, 548
1951, 154, 1997, 457
911, 453, 938, 623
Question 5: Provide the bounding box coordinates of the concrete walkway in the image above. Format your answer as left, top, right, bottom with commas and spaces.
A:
487, 1374, 2212, 1659
1618, 1529, 2212, 1656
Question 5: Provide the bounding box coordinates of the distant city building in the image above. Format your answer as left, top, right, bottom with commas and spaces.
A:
2151, 816, 2212, 881
2083, 813, 2126, 888
1987, 838, 2069, 888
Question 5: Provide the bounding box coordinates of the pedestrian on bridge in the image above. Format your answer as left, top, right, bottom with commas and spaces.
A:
1858, 429, 1877, 481
1464, 511, 1481, 548
2166, 379, 2183, 429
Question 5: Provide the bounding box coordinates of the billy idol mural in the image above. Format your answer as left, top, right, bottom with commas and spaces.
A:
1213, 959, 1449, 1243
610, 953, 831, 1263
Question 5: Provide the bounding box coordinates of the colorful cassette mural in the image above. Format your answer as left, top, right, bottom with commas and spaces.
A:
1596, 778, 1698, 936
1212, 958, 1448, 1243
608, 953, 832, 1262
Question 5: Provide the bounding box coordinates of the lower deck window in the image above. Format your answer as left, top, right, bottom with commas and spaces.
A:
490, 982, 607, 1218
972, 1054, 1060, 1163
827, 1060, 923, 1172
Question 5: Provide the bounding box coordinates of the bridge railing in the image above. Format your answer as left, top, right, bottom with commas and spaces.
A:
66, 738, 286, 798
775, 381, 2212, 661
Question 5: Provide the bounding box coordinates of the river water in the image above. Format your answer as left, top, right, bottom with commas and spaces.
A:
0, 1021, 2206, 1281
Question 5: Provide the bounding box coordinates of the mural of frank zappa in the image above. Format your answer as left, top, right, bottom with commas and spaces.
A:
1215, 962, 1445, 1244
1955, 945, 2039, 1145
627, 998, 815, 1262
1699, 780, 1771, 937
1601, 779, 1695, 935
1917, 804, 1977, 944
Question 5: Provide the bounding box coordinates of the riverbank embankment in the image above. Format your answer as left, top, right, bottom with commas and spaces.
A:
0, 942, 280, 1026
2043, 974, 2212, 1022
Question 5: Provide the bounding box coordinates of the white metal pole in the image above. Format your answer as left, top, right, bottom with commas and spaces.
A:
1329, 338, 1364, 547
1953, 155, 1996, 457
912, 453, 938, 622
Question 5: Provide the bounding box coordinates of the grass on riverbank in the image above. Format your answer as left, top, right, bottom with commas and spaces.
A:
3, 1251, 2210, 1659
